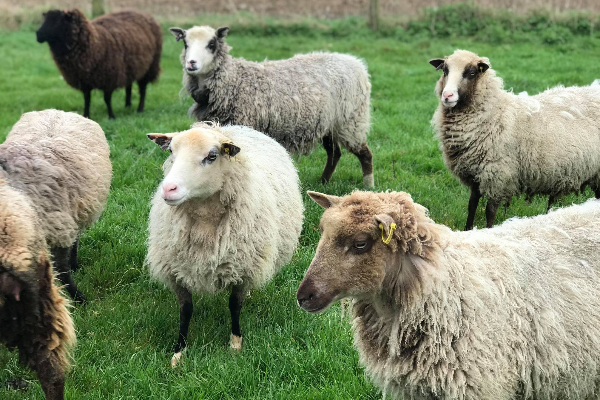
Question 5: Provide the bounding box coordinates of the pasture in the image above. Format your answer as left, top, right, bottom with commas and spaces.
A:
0, 22, 599, 399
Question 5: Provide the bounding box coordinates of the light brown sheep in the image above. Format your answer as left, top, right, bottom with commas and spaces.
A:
298, 190, 600, 399
0, 182, 75, 400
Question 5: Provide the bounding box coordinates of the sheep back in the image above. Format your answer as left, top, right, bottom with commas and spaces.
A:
353, 198, 600, 399
1, 109, 112, 247
147, 124, 303, 294
186, 52, 371, 155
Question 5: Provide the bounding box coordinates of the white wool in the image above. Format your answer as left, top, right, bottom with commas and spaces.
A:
146, 124, 303, 294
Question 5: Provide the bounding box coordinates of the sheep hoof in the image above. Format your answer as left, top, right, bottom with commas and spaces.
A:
230, 334, 242, 351
363, 173, 374, 188
170, 351, 183, 367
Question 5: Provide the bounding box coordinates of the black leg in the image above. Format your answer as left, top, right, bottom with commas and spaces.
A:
485, 199, 500, 229
34, 354, 65, 400
171, 283, 192, 366
465, 184, 481, 231
137, 82, 147, 113
69, 237, 79, 272
229, 284, 247, 351
595, 188, 600, 199
125, 84, 132, 108
350, 143, 374, 188
83, 89, 91, 119
320, 135, 342, 184
51, 247, 86, 304
547, 195, 556, 213
103, 90, 115, 119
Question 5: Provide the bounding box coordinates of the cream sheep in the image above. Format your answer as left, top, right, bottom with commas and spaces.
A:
169, 25, 374, 187
298, 190, 600, 400
1, 110, 112, 303
430, 49, 600, 230
0, 182, 75, 400
146, 122, 303, 366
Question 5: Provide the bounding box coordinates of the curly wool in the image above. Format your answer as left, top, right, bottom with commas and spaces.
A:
147, 123, 303, 294
183, 48, 371, 155
43, 9, 162, 93
431, 50, 600, 203
350, 193, 600, 399
0, 183, 75, 387
1, 109, 112, 248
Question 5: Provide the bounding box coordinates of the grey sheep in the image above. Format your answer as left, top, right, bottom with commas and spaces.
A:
170, 25, 374, 187
1, 110, 113, 302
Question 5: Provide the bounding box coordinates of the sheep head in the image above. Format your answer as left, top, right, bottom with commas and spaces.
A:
147, 124, 241, 206
430, 49, 490, 110
170, 25, 230, 76
36, 9, 83, 52
297, 190, 439, 313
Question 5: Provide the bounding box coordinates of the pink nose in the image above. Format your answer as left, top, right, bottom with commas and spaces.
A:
186, 60, 197, 69
443, 92, 455, 99
162, 182, 178, 194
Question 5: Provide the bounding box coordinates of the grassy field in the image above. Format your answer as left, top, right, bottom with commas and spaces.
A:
0, 22, 600, 399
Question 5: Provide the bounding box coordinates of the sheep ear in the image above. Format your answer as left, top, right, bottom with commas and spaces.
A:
169, 27, 186, 42
147, 134, 172, 151
478, 61, 490, 73
221, 142, 240, 157
429, 59, 445, 71
216, 27, 230, 39
374, 214, 395, 239
307, 191, 341, 209
0, 272, 22, 302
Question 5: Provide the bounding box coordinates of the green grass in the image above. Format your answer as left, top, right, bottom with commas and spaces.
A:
0, 24, 600, 399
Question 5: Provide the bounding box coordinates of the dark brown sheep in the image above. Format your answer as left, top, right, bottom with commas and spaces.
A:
0, 182, 75, 400
36, 9, 162, 119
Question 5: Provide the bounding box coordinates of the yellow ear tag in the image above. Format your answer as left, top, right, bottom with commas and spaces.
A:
224, 147, 230, 154
379, 222, 397, 245
480, 66, 485, 73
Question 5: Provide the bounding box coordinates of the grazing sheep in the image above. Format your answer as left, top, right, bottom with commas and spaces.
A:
298, 190, 600, 400
2, 109, 112, 303
36, 9, 162, 119
170, 25, 374, 187
0, 181, 75, 400
146, 122, 303, 366
429, 49, 600, 230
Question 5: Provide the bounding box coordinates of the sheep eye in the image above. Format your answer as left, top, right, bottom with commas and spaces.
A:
207, 39, 216, 50
355, 241, 367, 250
207, 153, 217, 162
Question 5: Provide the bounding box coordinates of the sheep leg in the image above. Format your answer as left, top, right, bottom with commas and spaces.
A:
34, 353, 65, 400
465, 184, 481, 231
320, 135, 342, 184
595, 188, 600, 199
83, 89, 91, 119
125, 84, 132, 108
229, 284, 246, 352
547, 195, 556, 213
51, 246, 86, 304
69, 237, 79, 272
485, 199, 500, 229
351, 143, 374, 188
103, 90, 116, 120
171, 283, 192, 367
137, 81, 147, 113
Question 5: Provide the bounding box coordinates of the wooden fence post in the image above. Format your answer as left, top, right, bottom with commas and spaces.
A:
92, 0, 106, 18
369, 0, 379, 32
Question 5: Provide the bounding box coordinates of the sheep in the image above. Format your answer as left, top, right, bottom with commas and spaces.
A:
146, 122, 303, 366
429, 49, 600, 230
169, 25, 374, 187
36, 9, 162, 120
297, 190, 600, 400
2, 109, 113, 303
0, 181, 75, 400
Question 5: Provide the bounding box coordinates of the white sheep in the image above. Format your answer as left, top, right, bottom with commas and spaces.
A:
429, 49, 600, 230
1, 109, 112, 303
146, 122, 303, 366
169, 25, 374, 187
298, 190, 600, 400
